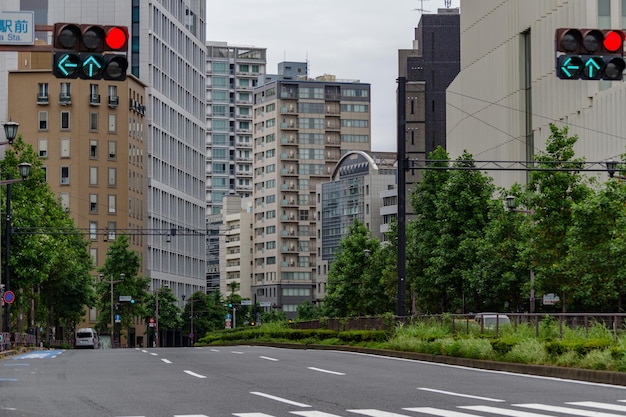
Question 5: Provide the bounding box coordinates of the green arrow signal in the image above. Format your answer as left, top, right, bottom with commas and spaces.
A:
560, 56, 580, 77
80, 54, 104, 79
56, 53, 79, 77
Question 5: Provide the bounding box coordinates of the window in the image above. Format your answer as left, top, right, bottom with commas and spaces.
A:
90, 140, 98, 158
60, 192, 69, 210
89, 194, 98, 213
108, 194, 116, 213
60, 112, 70, 130
108, 141, 116, 159
37, 83, 49, 103
60, 138, 70, 157
89, 167, 98, 185
38, 138, 48, 158
108, 167, 117, 186
108, 114, 117, 132
107, 222, 117, 240
60, 82, 71, 104
108, 85, 119, 107
90, 112, 98, 131
89, 84, 100, 105
38, 111, 48, 130
89, 221, 98, 240
61, 166, 70, 184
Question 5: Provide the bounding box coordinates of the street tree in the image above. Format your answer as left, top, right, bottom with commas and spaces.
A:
96, 234, 149, 337
323, 220, 389, 317
526, 124, 592, 312
2, 137, 95, 340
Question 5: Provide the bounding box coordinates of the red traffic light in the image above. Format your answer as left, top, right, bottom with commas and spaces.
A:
555, 28, 625, 55
105, 26, 129, 51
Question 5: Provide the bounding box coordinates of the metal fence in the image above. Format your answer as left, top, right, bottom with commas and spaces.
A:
292, 313, 626, 338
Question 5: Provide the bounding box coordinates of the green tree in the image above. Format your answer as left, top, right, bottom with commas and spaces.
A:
526, 124, 592, 311
2, 136, 95, 340
182, 290, 227, 337
323, 220, 390, 317
296, 300, 322, 321
408, 146, 451, 313
97, 234, 149, 339
564, 181, 626, 311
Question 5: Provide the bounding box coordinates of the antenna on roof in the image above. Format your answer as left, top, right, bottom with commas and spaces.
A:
412, 0, 430, 13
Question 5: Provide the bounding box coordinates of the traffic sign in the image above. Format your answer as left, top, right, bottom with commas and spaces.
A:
240, 300, 252, 306
3, 290, 15, 304
118, 295, 132, 302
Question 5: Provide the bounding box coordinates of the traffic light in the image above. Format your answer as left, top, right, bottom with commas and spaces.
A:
52, 23, 129, 81
555, 28, 626, 80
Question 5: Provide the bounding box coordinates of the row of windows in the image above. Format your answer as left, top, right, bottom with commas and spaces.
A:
55, 165, 119, 187
38, 110, 119, 133
37, 138, 118, 160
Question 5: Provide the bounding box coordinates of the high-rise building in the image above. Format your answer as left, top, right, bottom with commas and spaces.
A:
1, 1, 207, 302
398, 7, 460, 195
251, 62, 371, 317
205, 41, 266, 292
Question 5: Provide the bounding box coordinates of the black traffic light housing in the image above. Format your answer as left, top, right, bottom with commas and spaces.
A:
52, 23, 129, 81
555, 28, 625, 80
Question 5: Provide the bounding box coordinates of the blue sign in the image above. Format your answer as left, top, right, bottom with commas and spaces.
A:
3, 290, 15, 304
226, 313, 232, 320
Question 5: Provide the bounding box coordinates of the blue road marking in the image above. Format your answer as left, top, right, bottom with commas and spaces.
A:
12, 350, 63, 360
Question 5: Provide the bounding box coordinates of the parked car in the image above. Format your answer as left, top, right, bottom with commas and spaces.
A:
75, 328, 100, 349
474, 313, 511, 329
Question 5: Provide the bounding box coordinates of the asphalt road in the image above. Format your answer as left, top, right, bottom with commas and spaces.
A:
1, 346, 626, 417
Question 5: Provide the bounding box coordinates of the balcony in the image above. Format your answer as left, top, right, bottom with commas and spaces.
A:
89, 94, 101, 106
108, 95, 119, 108
37, 94, 49, 105
59, 93, 71, 106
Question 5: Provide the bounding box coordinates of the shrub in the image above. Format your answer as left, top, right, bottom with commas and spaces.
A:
578, 349, 616, 371
504, 339, 548, 364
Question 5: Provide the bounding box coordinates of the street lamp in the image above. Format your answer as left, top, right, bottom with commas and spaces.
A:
505, 195, 536, 313
2, 160, 31, 334
99, 273, 125, 348
2, 120, 19, 145
605, 159, 626, 180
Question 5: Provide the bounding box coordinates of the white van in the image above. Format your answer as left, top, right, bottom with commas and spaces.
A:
75, 328, 100, 349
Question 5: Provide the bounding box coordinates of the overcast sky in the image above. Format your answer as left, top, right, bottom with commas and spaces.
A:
206, 0, 460, 152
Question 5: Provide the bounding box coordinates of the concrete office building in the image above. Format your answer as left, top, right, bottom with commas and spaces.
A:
447, 0, 624, 189
1, 0, 208, 301
219, 195, 253, 300
314, 151, 396, 303
251, 62, 371, 317
205, 41, 266, 292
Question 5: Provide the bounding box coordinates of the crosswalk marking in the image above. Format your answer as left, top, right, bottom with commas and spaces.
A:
233, 413, 276, 417
514, 403, 626, 417
403, 407, 483, 416
460, 405, 555, 416
568, 401, 626, 412
291, 412, 345, 416
346, 410, 412, 416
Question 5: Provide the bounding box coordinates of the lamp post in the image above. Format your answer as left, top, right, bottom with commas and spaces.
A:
606, 159, 626, 180
1, 121, 31, 335
505, 195, 536, 313
99, 273, 124, 348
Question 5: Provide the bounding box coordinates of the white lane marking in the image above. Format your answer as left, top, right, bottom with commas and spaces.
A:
307, 367, 345, 376
569, 402, 626, 412
515, 403, 626, 417
3, 363, 29, 366
417, 387, 505, 402
291, 411, 345, 416
233, 414, 275, 417
340, 350, 626, 390
0, 378, 17, 382
232, 351, 245, 354
173, 415, 209, 417
149, 352, 158, 356
209, 348, 220, 352
259, 356, 279, 361
183, 370, 207, 379
250, 391, 311, 407
161, 358, 172, 364
141, 349, 148, 353
461, 405, 556, 416
404, 408, 482, 417
346, 410, 411, 416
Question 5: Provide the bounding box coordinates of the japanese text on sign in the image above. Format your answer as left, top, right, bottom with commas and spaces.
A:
0, 11, 34, 45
